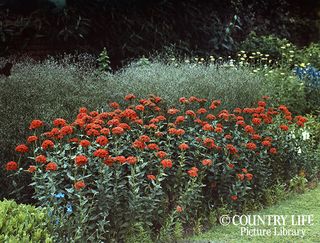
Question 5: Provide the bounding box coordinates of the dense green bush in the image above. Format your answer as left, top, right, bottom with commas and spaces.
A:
239, 33, 294, 61
0, 200, 52, 242
298, 43, 320, 68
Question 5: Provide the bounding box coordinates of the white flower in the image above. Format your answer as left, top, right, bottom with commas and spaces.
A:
302, 130, 310, 140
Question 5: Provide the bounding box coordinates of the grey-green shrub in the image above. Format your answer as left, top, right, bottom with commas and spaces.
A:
0, 200, 52, 242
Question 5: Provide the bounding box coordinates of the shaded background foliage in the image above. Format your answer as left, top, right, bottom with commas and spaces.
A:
0, 0, 319, 68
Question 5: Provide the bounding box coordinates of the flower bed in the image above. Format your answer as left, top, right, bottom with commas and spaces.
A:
6, 94, 313, 241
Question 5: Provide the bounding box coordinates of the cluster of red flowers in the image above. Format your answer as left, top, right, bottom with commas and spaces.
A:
6, 94, 309, 203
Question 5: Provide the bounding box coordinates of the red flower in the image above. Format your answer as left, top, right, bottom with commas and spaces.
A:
185, 110, 196, 118
29, 119, 44, 130
206, 114, 216, 120
179, 97, 188, 103
269, 147, 277, 154
237, 174, 245, 181
110, 102, 120, 109
126, 156, 137, 165
236, 120, 245, 126
234, 108, 242, 113
46, 162, 58, 171
119, 123, 131, 130
75, 155, 88, 166
112, 126, 125, 135
53, 118, 67, 127
230, 195, 238, 201
104, 156, 114, 166
197, 108, 207, 114
113, 156, 125, 164
156, 151, 167, 158
74, 181, 86, 190
246, 173, 253, 181
279, 124, 289, 131
167, 108, 180, 115
203, 124, 214, 131
252, 118, 262, 125
203, 138, 215, 149
132, 140, 146, 149
27, 135, 38, 143
122, 109, 138, 120
93, 149, 109, 158
60, 125, 74, 136
100, 128, 110, 135
41, 140, 54, 150
242, 168, 248, 173
80, 139, 91, 148
226, 144, 238, 154
251, 134, 261, 140
187, 167, 199, 177
175, 129, 185, 136
125, 93, 136, 100
258, 101, 266, 107
79, 107, 88, 113
228, 163, 235, 169
215, 127, 223, 133
156, 115, 166, 121
175, 116, 185, 124
69, 137, 79, 143
107, 119, 120, 126
246, 142, 257, 150
178, 143, 189, 151
176, 205, 183, 213
296, 121, 304, 127
202, 159, 212, 166
6, 161, 18, 171
296, 116, 308, 123
135, 105, 145, 111
224, 134, 232, 140
189, 96, 199, 102
244, 125, 255, 134
35, 155, 47, 163
147, 174, 156, 181
139, 135, 150, 143
15, 144, 29, 153
262, 140, 271, 147
148, 143, 159, 150
161, 159, 173, 169
28, 165, 36, 173
96, 136, 109, 146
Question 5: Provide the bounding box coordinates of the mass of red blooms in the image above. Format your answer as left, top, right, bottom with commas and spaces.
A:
6, 94, 308, 204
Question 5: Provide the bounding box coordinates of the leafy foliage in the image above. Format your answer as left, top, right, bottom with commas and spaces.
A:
0, 200, 52, 242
